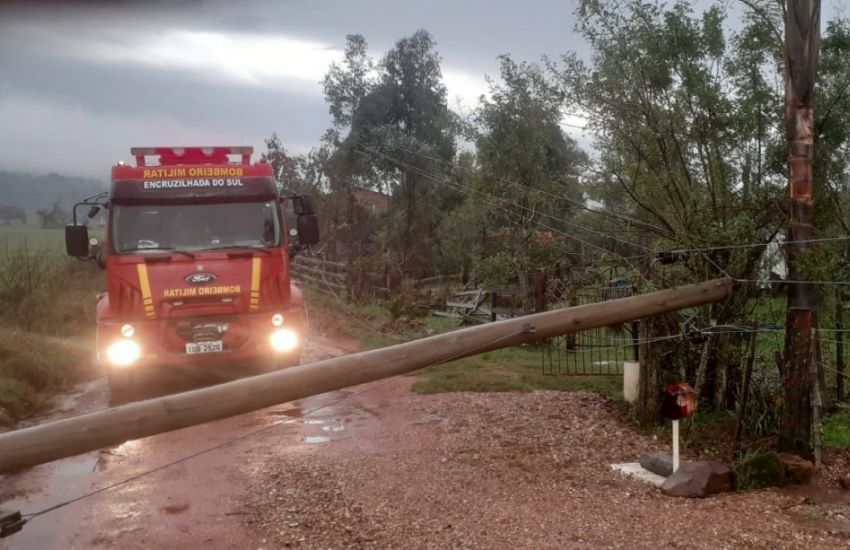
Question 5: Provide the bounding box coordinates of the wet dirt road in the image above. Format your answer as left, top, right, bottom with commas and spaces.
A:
0, 334, 375, 549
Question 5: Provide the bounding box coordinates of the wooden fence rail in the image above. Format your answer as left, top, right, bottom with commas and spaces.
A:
291, 256, 462, 301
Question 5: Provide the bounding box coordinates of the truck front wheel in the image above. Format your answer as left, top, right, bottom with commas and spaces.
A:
107, 370, 134, 405
274, 353, 302, 370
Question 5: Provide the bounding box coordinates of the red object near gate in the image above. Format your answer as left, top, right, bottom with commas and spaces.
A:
661, 382, 697, 420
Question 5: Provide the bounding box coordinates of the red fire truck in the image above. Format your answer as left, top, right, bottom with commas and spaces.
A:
65, 146, 319, 402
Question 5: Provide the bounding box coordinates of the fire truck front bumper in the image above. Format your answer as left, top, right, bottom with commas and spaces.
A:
97, 310, 306, 383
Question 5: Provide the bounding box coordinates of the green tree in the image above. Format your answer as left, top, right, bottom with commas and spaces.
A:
560, 0, 787, 289
344, 30, 458, 279
465, 56, 587, 285
323, 34, 375, 132
261, 132, 300, 193
557, 0, 790, 421
321, 35, 379, 263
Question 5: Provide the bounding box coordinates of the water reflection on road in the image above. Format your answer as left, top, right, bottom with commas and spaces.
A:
0, 335, 356, 550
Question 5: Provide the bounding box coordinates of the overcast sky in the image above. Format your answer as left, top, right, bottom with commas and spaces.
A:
0, 0, 593, 179
0, 0, 844, 179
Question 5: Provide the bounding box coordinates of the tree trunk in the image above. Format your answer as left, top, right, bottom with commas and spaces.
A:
346, 185, 355, 263
734, 324, 759, 454
533, 270, 548, 313
694, 326, 715, 403
837, 290, 846, 402
713, 331, 729, 411
403, 172, 417, 273
636, 315, 665, 426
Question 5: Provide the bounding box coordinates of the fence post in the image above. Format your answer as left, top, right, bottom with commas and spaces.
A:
566, 287, 578, 350
631, 320, 640, 361
836, 290, 845, 401
734, 322, 758, 455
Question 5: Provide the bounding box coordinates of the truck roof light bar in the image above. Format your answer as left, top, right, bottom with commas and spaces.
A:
129, 146, 254, 167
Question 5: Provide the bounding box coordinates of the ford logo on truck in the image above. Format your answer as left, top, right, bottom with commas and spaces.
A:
186, 272, 218, 285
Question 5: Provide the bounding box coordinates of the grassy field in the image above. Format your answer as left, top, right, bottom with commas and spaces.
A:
0, 225, 67, 257
0, 226, 102, 424
303, 288, 624, 399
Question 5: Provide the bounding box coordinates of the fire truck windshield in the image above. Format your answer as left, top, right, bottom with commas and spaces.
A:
112, 201, 280, 254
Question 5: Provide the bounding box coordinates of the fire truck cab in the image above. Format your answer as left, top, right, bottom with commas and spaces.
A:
65, 146, 319, 401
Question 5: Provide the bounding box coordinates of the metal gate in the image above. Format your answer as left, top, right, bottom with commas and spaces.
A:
541, 283, 638, 375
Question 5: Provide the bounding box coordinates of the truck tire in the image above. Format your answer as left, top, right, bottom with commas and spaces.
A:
275, 351, 302, 370
107, 371, 134, 405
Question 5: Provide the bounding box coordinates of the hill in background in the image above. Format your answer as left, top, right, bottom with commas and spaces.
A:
0, 171, 107, 212
0, 171, 107, 225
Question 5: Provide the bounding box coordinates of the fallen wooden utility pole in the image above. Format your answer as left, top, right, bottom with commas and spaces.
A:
0, 278, 735, 473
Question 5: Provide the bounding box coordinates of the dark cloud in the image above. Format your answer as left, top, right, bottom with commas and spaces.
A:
18, 0, 827, 177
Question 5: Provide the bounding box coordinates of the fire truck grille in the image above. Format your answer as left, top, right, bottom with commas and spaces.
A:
174, 320, 231, 342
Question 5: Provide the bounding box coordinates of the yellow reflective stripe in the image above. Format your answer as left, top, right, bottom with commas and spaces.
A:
137, 263, 156, 319
250, 257, 261, 311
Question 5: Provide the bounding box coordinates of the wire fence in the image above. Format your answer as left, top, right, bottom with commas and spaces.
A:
541, 282, 638, 375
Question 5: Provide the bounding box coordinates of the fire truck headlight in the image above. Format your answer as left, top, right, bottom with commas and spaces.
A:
120, 324, 135, 338
270, 328, 298, 352
107, 339, 141, 367
271, 313, 284, 327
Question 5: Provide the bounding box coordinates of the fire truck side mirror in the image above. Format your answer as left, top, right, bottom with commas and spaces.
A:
65, 224, 90, 257
292, 195, 315, 216
296, 215, 320, 245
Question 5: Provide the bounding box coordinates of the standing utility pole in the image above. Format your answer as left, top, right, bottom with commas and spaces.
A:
781, 0, 821, 459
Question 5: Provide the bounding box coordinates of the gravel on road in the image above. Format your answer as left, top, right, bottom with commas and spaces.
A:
246, 382, 850, 549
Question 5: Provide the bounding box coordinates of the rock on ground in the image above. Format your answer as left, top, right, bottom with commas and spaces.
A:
640, 452, 673, 477
660, 461, 735, 498
777, 453, 816, 485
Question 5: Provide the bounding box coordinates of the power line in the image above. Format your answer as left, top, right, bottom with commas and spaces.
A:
353, 146, 653, 292
348, 136, 850, 295
558, 120, 588, 130
662, 235, 850, 253
352, 143, 654, 266
378, 140, 672, 238
360, 144, 651, 252
736, 278, 850, 287
354, 142, 720, 299
357, 137, 850, 258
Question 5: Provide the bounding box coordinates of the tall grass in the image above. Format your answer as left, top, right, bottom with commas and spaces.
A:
0, 232, 104, 424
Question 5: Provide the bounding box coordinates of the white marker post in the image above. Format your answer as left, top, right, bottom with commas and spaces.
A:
662, 382, 695, 476
672, 419, 680, 472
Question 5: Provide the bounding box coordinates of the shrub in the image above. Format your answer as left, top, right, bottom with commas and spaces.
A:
735, 452, 785, 490
0, 237, 102, 424
823, 409, 850, 449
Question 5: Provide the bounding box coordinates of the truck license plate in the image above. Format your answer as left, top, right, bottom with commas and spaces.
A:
185, 341, 223, 355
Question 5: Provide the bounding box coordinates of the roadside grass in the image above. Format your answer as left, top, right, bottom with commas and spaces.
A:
823, 408, 850, 448
0, 227, 103, 424
411, 348, 622, 397
0, 331, 95, 425
301, 287, 623, 399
